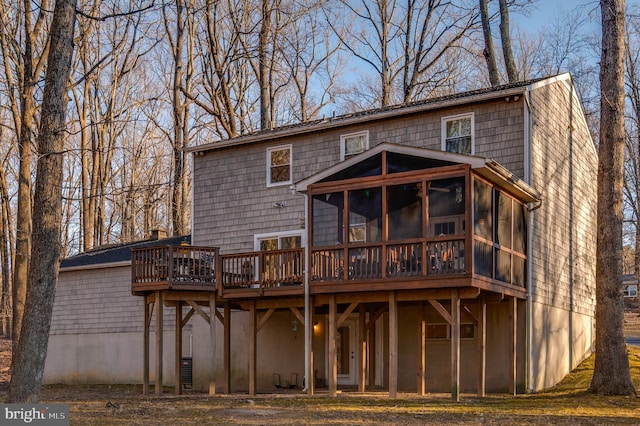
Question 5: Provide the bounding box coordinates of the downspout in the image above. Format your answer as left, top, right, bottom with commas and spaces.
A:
523, 86, 534, 393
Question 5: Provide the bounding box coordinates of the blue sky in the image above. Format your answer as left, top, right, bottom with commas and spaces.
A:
511, 0, 601, 33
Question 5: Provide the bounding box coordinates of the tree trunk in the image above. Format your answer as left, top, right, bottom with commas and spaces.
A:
498, 0, 517, 83
479, 0, 500, 86
259, 0, 272, 130
7, 0, 76, 403
589, 0, 636, 396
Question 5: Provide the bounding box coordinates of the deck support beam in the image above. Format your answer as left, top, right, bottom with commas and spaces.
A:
143, 295, 153, 395
509, 296, 517, 395
249, 300, 257, 395
451, 290, 460, 402
155, 291, 164, 395
175, 301, 183, 395
477, 296, 486, 397
417, 301, 426, 395
389, 291, 398, 398
307, 296, 315, 395
358, 304, 367, 393
224, 302, 231, 394
328, 294, 337, 397
209, 294, 217, 395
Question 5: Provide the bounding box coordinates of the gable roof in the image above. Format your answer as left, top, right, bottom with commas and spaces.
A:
60, 235, 190, 270
187, 74, 572, 154
293, 143, 541, 204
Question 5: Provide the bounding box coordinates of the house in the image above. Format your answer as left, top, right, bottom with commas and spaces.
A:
623, 275, 638, 298
45, 73, 597, 399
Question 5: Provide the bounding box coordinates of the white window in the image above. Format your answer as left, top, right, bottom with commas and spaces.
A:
340, 130, 369, 160
624, 284, 638, 298
267, 145, 292, 187
254, 230, 305, 251
442, 113, 474, 155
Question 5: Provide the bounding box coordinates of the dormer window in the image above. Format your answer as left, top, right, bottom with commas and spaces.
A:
267, 145, 292, 187
442, 113, 474, 155
340, 130, 369, 160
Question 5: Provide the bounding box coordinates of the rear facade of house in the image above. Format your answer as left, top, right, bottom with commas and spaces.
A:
45, 74, 596, 396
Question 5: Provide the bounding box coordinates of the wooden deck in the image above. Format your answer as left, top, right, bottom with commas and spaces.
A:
131, 240, 525, 300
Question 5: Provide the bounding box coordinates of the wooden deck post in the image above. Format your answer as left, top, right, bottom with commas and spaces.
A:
368, 308, 377, 391
358, 304, 366, 393
155, 291, 163, 395
175, 301, 183, 395
328, 294, 337, 397
389, 291, 398, 398
224, 302, 231, 394
477, 296, 487, 397
509, 296, 517, 395
249, 300, 257, 396
417, 301, 426, 395
451, 290, 460, 402
209, 294, 217, 395
308, 296, 315, 396
143, 295, 151, 395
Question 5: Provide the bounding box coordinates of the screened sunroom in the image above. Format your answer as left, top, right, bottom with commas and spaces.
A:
294, 143, 540, 298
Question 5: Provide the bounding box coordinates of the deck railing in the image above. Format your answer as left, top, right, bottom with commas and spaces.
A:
131, 245, 219, 286
221, 248, 304, 289
311, 237, 465, 282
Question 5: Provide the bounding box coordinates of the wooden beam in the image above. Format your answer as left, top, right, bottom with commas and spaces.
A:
290, 306, 305, 325
417, 301, 426, 396
175, 301, 183, 395
429, 299, 453, 325
367, 306, 386, 331
328, 295, 337, 397
143, 295, 151, 395
257, 308, 275, 332
155, 291, 164, 396
389, 291, 398, 398
215, 309, 225, 324
249, 300, 257, 396
368, 308, 377, 390
451, 290, 460, 402
337, 302, 358, 328
187, 300, 211, 324
462, 304, 478, 325
224, 303, 231, 394
209, 293, 217, 395
509, 296, 517, 395
358, 304, 366, 393
181, 307, 195, 328
308, 296, 315, 396
477, 296, 486, 397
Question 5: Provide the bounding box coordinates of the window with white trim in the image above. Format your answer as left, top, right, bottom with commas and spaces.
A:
340, 130, 369, 160
442, 113, 474, 155
624, 284, 638, 298
267, 145, 292, 187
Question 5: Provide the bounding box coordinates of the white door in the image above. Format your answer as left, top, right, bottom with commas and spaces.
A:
337, 318, 358, 385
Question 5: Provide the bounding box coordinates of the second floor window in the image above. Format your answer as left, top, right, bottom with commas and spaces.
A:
442, 113, 473, 155
341, 130, 369, 160
267, 145, 292, 186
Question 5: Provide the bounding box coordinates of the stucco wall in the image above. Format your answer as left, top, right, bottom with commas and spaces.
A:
44, 265, 181, 385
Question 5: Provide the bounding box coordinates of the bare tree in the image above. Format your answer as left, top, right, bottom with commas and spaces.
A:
498, 0, 518, 82
589, 0, 636, 396
479, 0, 500, 85
8, 0, 76, 403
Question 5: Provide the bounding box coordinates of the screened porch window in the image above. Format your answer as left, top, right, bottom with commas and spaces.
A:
348, 188, 382, 243
312, 192, 344, 246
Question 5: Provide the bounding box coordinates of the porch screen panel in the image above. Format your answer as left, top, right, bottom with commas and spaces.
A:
473, 179, 492, 240
387, 182, 422, 240
312, 192, 344, 246
427, 177, 465, 237
348, 188, 382, 243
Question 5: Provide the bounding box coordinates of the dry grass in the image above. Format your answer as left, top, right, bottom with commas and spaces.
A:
0, 314, 639, 425
21, 346, 640, 425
